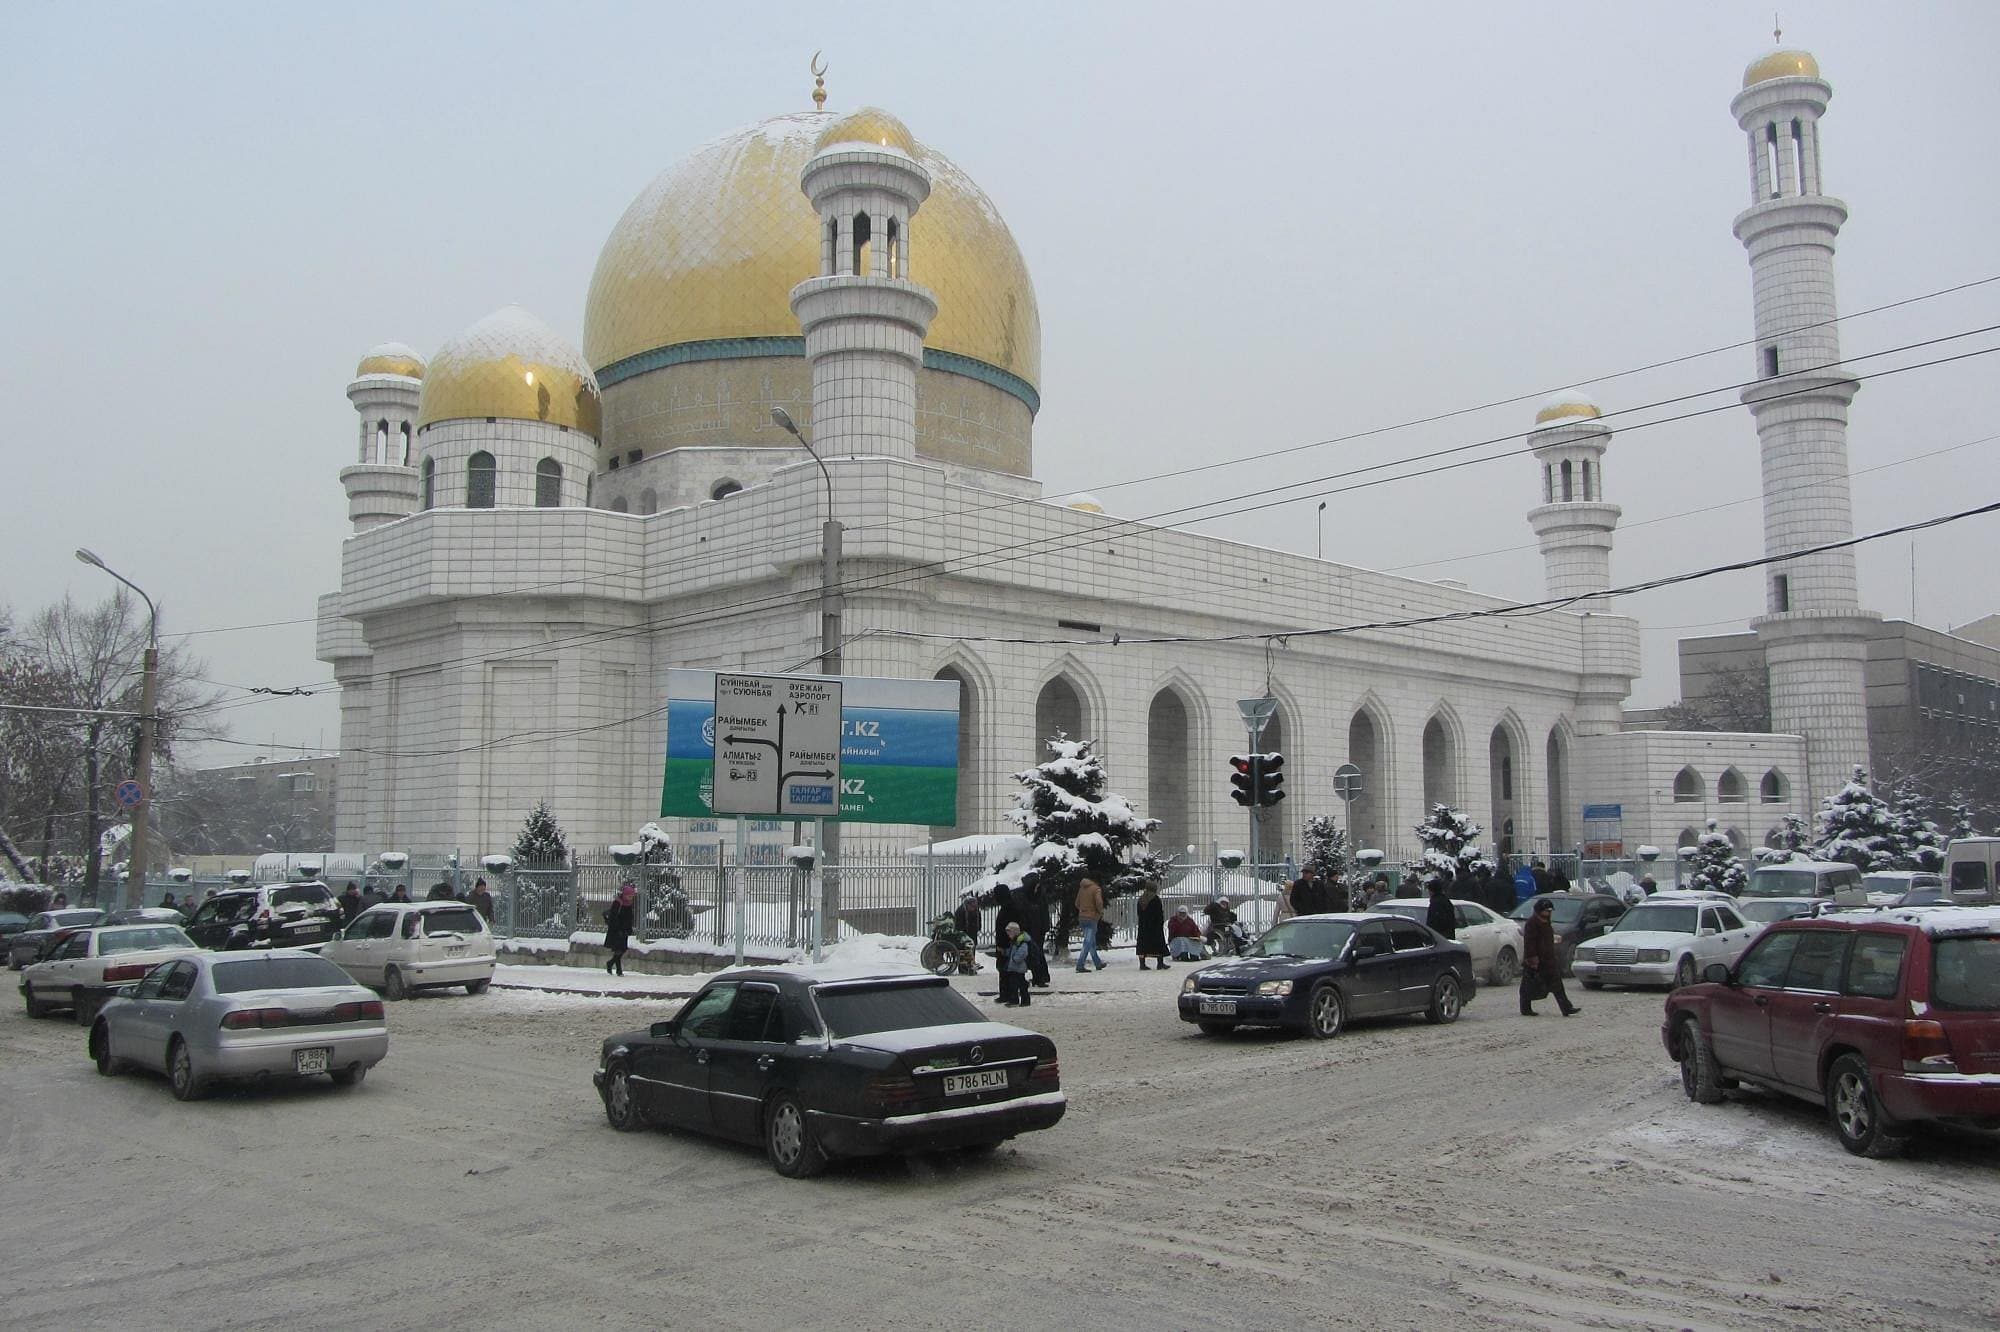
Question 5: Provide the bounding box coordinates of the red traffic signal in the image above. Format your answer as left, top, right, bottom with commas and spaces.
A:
1257, 752, 1286, 807
1229, 754, 1257, 807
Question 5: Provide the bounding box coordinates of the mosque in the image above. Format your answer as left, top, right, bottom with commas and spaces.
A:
316, 42, 1897, 867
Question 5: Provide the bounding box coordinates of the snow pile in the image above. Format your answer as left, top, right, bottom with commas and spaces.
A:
732, 933, 931, 973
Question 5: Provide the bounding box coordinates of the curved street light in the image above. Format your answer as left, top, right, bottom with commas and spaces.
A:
75, 548, 159, 909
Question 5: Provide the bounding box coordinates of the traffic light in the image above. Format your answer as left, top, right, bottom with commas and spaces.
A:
1257, 752, 1287, 807
1229, 755, 1258, 807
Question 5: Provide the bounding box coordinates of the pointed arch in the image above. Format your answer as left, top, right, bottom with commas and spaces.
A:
928, 646, 997, 840
1345, 692, 1395, 854
1673, 765, 1704, 802
1420, 702, 1466, 814
1546, 720, 1574, 852
1031, 655, 1108, 762
1489, 709, 1531, 862
1760, 768, 1788, 804
1717, 767, 1747, 803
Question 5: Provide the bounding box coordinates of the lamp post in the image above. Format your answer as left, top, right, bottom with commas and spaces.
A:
1316, 501, 1327, 560
770, 408, 843, 942
76, 549, 158, 910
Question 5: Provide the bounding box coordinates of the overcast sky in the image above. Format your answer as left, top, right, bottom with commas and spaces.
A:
5, 0, 1997, 767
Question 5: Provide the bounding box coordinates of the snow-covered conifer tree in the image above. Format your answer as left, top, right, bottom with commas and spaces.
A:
1766, 813, 1811, 862
1812, 767, 1901, 871
1409, 804, 1489, 882
512, 799, 570, 866
1889, 779, 1946, 872
1944, 792, 1980, 842
1302, 815, 1348, 883
1002, 734, 1163, 903
1682, 818, 1747, 894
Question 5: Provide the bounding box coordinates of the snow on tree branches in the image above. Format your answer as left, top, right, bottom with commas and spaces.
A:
1813, 767, 1901, 872
1683, 818, 1746, 894
512, 799, 570, 866
1889, 778, 1946, 873
1302, 815, 1348, 884
1409, 804, 1489, 883
980, 733, 1164, 903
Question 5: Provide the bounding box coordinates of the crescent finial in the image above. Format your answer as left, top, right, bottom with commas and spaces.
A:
810, 51, 829, 109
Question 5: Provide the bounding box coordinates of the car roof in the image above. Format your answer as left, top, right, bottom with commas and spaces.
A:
1649, 891, 1737, 902
1287, 912, 1387, 923
1753, 860, 1856, 873
1812, 905, 2000, 936
718, 961, 934, 989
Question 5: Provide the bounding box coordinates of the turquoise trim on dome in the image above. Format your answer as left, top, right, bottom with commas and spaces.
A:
594, 337, 1039, 416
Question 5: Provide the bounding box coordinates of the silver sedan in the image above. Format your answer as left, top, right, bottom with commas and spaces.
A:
89, 950, 389, 1101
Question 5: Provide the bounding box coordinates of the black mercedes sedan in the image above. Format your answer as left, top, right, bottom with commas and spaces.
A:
594, 964, 1065, 1177
1177, 913, 1476, 1038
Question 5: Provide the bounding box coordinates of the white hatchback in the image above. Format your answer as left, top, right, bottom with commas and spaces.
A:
319, 902, 496, 1000
1571, 893, 1759, 990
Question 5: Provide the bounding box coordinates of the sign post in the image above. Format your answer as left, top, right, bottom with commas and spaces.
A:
1333, 763, 1363, 840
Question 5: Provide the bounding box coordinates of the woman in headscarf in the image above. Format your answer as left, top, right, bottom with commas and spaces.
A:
604, 881, 637, 977
1134, 882, 1170, 970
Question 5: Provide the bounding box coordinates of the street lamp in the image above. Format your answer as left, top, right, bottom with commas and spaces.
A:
76, 548, 158, 910
769, 408, 844, 946
1316, 501, 1327, 560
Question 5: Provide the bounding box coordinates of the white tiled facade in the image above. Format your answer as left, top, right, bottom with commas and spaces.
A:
314, 52, 1874, 863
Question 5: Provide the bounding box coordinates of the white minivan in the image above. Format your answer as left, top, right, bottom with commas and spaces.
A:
1739, 859, 1864, 903
320, 902, 496, 1000
1944, 836, 2000, 905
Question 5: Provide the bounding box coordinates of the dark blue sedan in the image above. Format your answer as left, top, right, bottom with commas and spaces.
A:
1177, 913, 1476, 1038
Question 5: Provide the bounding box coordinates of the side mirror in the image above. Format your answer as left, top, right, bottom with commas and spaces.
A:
1701, 926, 1719, 936
650, 1019, 678, 1039
1352, 942, 1380, 959
1702, 962, 1732, 985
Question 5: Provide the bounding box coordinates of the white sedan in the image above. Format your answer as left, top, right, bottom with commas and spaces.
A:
1571, 893, 1759, 990
20, 924, 203, 1023
1371, 897, 1525, 983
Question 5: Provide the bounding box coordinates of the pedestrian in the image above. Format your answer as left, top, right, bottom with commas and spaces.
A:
1019, 879, 1053, 987
1550, 860, 1573, 894
604, 880, 636, 977
998, 923, 1032, 1007
1274, 878, 1297, 925
339, 882, 364, 925
1365, 875, 1392, 908
425, 880, 454, 901
1167, 906, 1204, 960
389, 883, 411, 904
1639, 874, 1658, 897
952, 887, 984, 948
159, 891, 178, 913
1530, 859, 1554, 895
991, 884, 1022, 964
1074, 877, 1107, 972
1134, 882, 1169, 970
1426, 878, 1456, 939
359, 880, 386, 910
52, 892, 68, 909
1520, 896, 1580, 1017
470, 878, 496, 924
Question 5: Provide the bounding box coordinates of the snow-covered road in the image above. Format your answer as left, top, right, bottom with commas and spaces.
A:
2, 965, 1995, 1329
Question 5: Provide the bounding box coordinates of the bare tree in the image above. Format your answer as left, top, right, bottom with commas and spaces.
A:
1659, 664, 1773, 733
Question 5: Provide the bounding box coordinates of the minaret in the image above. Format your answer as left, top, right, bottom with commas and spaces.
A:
1527, 390, 1635, 738
342, 343, 424, 531
1731, 38, 1878, 803
789, 107, 939, 462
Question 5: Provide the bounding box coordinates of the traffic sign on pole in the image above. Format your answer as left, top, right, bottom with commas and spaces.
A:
711, 674, 843, 817
1334, 763, 1363, 802
115, 779, 145, 811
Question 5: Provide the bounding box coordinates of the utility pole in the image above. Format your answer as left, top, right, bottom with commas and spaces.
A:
76, 549, 158, 910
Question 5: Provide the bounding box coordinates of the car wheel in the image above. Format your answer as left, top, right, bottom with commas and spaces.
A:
601, 1059, 649, 1132
1674, 956, 1698, 989
330, 1065, 367, 1088
1491, 947, 1518, 985
1196, 1021, 1233, 1037
1580, 977, 1603, 990
168, 1037, 207, 1102
90, 1021, 124, 1076
765, 1092, 827, 1178
1675, 1017, 1724, 1104
382, 967, 408, 1001
1305, 982, 1345, 1040
1425, 974, 1462, 1024
21, 985, 46, 1019
1827, 1053, 1906, 1157
464, 978, 490, 996
72, 988, 97, 1027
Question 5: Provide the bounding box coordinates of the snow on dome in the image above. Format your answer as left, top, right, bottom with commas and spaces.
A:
1534, 389, 1602, 425
1066, 493, 1105, 513
417, 305, 601, 436
1743, 48, 1820, 89
812, 106, 918, 157
355, 341, 426, 380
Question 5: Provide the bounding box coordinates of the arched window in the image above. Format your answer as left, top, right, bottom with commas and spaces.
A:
1673, 766, 1703, 803
1560, 459, 1574, 502
1760, 769, 1788, 804
885, 216, 901, 278
638, 488, 658, 515
375, 421, 389, 464
852, 211, 872, 275
398, 422, 411, 465
466, 451, 496, 509
421, 456, 435, 510
609, 496, 629, 514
1581, 458, 1594, 501
710, 479, 742, 501
535, 457, 561, 508
1717, 768, 1746, 803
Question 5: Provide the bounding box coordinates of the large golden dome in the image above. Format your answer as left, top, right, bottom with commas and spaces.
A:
1743, 48, 1820, 88
418, 306, 602, 437
583, 111, 1040, 399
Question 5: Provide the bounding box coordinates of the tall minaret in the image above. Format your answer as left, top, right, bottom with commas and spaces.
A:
789, 107, 939, 462
342, 343, 424, 531
1527, 389, 1636, 739
1731, 37, 1878, 803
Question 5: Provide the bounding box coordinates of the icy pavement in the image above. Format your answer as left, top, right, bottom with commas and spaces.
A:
492, 963, 700, 1001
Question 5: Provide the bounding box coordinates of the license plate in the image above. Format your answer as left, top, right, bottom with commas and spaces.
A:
445, 945, 466, 956
294, 1047, 331, 1075
287, 921, 321, 932
942, 1068, 1009, 1096
1199, 997, 1238, 1015
1599, 965, 1631, 975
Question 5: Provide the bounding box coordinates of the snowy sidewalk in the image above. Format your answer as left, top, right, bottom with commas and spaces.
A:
492, 964, 701, 1002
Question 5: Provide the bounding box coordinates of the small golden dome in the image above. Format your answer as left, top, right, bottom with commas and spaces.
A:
1743, 48, 1820, 88
813, 106, 918, 156
1066, 493, 1105, 513
418, 306, 601, 436
355, 342, 425, 379
1535, 389, 1602, 425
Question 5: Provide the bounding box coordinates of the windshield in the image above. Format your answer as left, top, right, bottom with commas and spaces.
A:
1739, 900, 1810, 925
100, 926, 193, 954
1513, 897, 1583, 925
1932, 937, 2000, 1011
272, 885, 334, 908
815, 980, 983, 1038
422, 907, 484, 937
1611, 905, 1699, 935
1250, 920, 1357, 959
211, 955, 352, 993
194, 895, 258, 924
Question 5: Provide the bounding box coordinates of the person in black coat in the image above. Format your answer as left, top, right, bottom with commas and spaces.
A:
603, 881, 637, 976
1425, 879, 1457, 939
1019, 878, 1053, 987
991, 886, 1022, 962
1134, 884, 1169, 970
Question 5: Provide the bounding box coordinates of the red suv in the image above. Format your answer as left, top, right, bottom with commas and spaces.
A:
1662, 907, 2000, 1156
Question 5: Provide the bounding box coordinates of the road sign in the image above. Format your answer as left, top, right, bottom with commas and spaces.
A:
710, 673, 843, 817
1237, 695, 1277, 737
114, 779, 145, 810
1334, 763, 1363, 801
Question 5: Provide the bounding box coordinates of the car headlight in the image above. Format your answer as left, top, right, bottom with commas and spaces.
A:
1574, 947, 1595, 962
1181, 976, 1197, 995
1638, 948, 1670, 963
1256, 980, 1293, 996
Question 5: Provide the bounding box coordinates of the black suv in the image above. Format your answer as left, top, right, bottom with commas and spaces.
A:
184, 883, 342, 951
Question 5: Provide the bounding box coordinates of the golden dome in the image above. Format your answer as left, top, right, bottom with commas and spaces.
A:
418, 306, 602, 436
1534, 389, 1602, 425
1066, 493, 1105, 513
1743, 48, 1820, 88
583, 111, 1040, 394
355, 342, 425, 379
813, 106, 919, 157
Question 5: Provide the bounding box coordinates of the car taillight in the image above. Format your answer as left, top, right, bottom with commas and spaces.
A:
333, 1000, 385, 1022
101, 963, 153, 983
864, 1073, 922, 1113
220, 1007, 291, 1030
1029, 1055, 1060, 1087
1902, 1019, 1956, 1072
